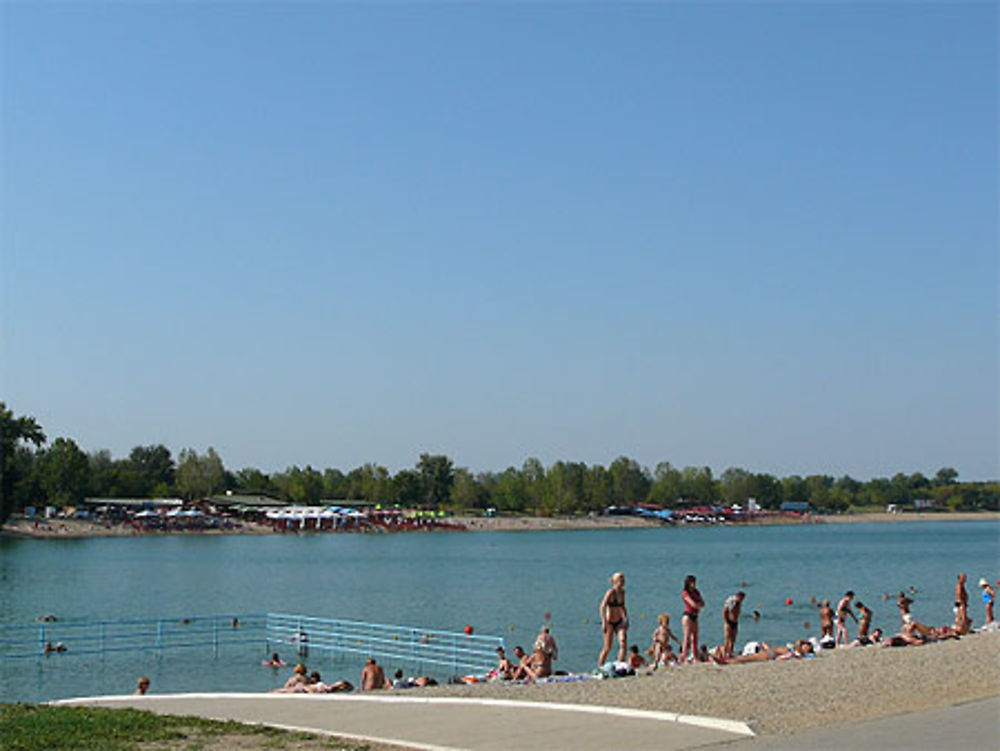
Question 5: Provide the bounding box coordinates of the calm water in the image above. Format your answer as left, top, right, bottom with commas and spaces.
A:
1, 521, 997, 702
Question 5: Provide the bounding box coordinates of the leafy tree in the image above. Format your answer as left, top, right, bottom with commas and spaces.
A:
38, 437, 90, 506
648, 462, 682, 507
935, 467, 959, 485
0, 403, 46, 523
450, 468, 486, 510
234, 467, 271, 495
417, 454, 454, 508
87, 450, 120, 497
175, 447, 225, 500
582, 464, 613, 512
609, 456, 651, 505
126, 445, 175, 496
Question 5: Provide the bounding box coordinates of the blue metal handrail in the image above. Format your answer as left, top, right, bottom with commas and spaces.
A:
266, 613, 503, 675
0, 613, 266, 659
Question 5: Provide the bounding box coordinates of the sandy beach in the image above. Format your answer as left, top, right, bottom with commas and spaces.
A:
419, 630, 1000, 735
2, 510, 997, 539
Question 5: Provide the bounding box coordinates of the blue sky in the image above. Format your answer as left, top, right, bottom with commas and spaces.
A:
2, 3, 996, 480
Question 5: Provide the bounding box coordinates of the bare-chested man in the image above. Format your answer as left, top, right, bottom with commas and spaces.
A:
721, 591, 745, 659
360, 658, 389, 690
818, 600, 835, 639
835, 591, 857, 646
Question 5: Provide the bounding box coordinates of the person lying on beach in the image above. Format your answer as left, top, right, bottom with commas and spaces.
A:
835, 591, 857, 646
649, 613, 679, 669
306, 671, 353, 693
510, 645, 537, 681
849, 627, 883, 647
628, 644, 648, 669
728, 640, 814, 663
360, 658, 391, 690
818, 600, 834, 639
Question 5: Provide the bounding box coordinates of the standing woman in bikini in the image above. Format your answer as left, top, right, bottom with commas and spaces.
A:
680, 574, 705, 662
598, 572, 628, 665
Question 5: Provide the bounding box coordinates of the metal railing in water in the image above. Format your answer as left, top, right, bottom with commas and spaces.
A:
266, 613, 503, 675
0, 613, 266, 659
0, 612, 504, 676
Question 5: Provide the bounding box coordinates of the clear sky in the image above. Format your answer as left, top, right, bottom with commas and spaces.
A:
2, 2, 997, 481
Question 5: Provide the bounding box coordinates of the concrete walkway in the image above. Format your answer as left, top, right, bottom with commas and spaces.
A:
710, 696, 1000, 751
56, 693, 752, 751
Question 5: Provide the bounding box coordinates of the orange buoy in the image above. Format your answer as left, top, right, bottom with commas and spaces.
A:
464, 625, 474, 635
785, 598, 793, 606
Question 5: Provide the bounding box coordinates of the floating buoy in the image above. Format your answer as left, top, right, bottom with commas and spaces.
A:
785, 598, 793, 606
464, 625, 474, 635
509, 625, 515, 631
803, 621, 811, 630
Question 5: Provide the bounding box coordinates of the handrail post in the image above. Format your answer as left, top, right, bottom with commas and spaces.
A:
39, 624, 45, 657
100, 622, 106, 655
213, 617, 219, 657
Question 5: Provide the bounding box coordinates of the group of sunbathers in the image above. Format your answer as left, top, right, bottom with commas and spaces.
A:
490, 625, 560, 682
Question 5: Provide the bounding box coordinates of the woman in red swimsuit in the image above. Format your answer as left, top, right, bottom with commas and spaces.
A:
680, 574, 705, 662
598, 572, 628, 666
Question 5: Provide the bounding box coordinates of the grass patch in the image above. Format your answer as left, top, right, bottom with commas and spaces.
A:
0, 705, 373, 751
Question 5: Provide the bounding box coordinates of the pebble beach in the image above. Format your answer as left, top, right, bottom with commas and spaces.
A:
420, 631, 1000, 735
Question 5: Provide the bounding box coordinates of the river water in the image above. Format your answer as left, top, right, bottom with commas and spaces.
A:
1, 520, 997, 702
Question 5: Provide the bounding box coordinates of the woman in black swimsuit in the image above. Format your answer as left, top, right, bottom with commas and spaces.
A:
598, 572, 628, 665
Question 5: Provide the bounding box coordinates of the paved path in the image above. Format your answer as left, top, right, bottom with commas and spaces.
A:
709, 696, 1000, 751
57, 693, 751, 751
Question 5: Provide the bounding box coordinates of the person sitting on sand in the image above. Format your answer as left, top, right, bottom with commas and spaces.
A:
721, 591, 745, 659
493, 646, 514, 680
532, 625, 558, 677
835, 591, 857, 646
360, 658, 390, 691
897, 591, 914, 625
598, 572, 629, 666
649, 613, 679, 670
628, 644, 648, 669
980, 578, 995, 624
274, 663, 310, 692
135, 676, 150, 695
510, 645, 537, 681
818, 600, 834, 639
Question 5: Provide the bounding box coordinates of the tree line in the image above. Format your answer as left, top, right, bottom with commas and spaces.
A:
2, 402, 997, 525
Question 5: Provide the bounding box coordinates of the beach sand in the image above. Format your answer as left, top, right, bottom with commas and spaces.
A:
418, 631, 1000, 735
3, 511, 996, 539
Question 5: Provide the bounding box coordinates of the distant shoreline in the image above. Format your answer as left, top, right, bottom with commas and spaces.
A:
2, 510, 997, 540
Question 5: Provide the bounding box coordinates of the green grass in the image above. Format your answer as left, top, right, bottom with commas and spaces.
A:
0, 704, 358, 751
